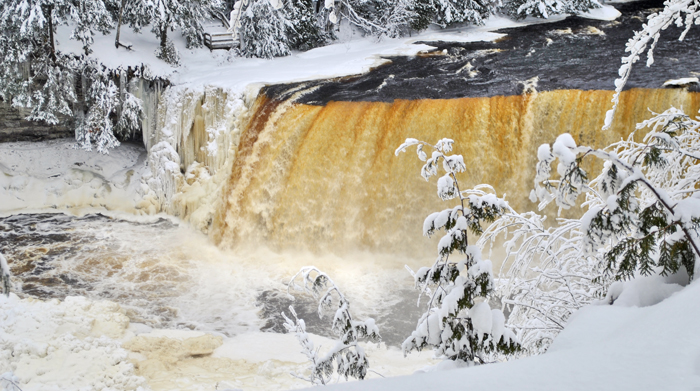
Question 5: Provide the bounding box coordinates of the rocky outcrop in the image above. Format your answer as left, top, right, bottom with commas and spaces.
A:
0, 100, 74, 142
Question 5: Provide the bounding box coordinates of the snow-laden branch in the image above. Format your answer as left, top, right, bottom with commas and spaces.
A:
605, 0, 700, 129
285, 267, 380, 384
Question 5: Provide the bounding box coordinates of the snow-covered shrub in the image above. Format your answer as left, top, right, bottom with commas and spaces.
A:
534, 109, 700, 283
284, 267, 381, 384
156, 38, 182, 66
479, 205, 606, 354
395, 138, 520, 364
493, 108, 700, 354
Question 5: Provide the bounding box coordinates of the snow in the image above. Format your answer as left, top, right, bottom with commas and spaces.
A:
0, 294, 145, 391
578, 5, 622, 21
552, 133, 578, 166
537, 143, 552, 162
54, 6, 622, 96
601, 274, 684, 307
663, 77, 699, 87
0, 297, 438, 391
469, 302, 493, 341
315, 278, 700, 391
490, 309, 506, 343
0, 139, 149, 214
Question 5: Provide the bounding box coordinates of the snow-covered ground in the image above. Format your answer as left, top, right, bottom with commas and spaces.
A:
56, 5, 620, 93
317, 277, 700, 391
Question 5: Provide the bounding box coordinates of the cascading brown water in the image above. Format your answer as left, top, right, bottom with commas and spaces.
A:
212, 88, 700, 257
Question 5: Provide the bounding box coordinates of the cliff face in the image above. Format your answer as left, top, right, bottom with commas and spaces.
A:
0, 100, 74, 142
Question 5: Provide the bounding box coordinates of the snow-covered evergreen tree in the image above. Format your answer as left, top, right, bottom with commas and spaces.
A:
284, 267, 380, 384
502, 0, 600, 20
534, 113, 700, 282
395, 138, 520, 364
408, 0, 490, 28
0, 0, 145, 152
238, 0, 293, 58
0, 0, 112, 124
285, 0, 328, 51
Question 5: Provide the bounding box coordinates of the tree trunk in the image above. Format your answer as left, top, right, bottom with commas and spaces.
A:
115, 0, 127, 49
47, 5, 56, 62
160, 25, 168, 52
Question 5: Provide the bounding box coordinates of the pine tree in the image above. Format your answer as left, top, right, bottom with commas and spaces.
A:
410, 0, 437, 31
502, 0, 600, 20
238, 0, 292, 58
430, 0, 490, 28
395, 138, 520, 364
0, 1, 144, 153
0, 0, 111, 124
285, 0, 327, 51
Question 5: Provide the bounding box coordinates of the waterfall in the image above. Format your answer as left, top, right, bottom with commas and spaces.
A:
140, 84, 699, 256
206, 88, 700, 256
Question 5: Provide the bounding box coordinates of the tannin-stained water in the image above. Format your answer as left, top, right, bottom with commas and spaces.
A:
212, 88, 700, 257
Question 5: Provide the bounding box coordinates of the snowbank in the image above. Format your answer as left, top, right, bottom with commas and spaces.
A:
0, 139, 149, 214
0, 293, 438, 391
315, 279, 700, 391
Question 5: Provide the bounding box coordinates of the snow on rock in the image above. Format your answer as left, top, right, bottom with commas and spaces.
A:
578, 5, 622, 21
0, 294, 145, 391
663, 77, 699, 87
315, 279, 700, 391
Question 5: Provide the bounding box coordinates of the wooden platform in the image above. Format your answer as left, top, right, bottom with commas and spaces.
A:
204, 32, 238, 50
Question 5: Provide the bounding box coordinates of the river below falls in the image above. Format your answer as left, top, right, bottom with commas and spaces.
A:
0, 212, 431, 347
